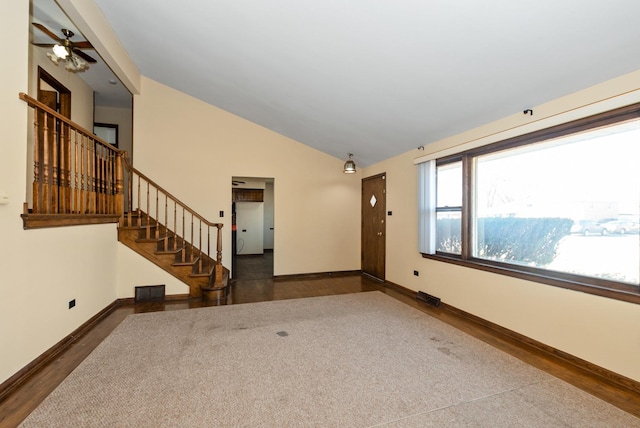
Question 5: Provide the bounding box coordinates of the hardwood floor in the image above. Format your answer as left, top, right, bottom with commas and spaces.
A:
1, 254, 638, 427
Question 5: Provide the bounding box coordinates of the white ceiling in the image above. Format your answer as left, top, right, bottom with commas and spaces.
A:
31, 0, 131, 108
34, 0, 640, 167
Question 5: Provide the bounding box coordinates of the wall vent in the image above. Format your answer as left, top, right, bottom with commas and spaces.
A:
135, 285, 166, 302
417, 291, 441, 307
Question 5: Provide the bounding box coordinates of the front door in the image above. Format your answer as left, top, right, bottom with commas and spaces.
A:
361, 173, 386, 280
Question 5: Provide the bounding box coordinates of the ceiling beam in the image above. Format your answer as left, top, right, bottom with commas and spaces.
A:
55, 0, 141, 96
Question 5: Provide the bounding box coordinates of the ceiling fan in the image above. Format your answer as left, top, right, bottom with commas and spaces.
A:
32, 23, 97, 71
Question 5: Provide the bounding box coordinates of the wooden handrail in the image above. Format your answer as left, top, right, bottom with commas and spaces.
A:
19, 92, 118, 154
121, 157, 222, 228
20, 92, 123, 218
20, 91, 225, 288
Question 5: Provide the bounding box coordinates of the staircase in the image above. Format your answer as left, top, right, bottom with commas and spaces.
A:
118, 210, 229, 300
19, 92, 230, 302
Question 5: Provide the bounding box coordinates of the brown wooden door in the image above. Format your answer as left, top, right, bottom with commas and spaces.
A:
361, 173, 386, 280
36, 69, 71, 214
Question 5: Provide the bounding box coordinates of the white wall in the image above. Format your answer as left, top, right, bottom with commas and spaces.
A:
0, 0, 119, 385
364, 70, 640, 382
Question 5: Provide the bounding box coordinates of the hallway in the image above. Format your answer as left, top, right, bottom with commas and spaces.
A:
233, 251, 274, 280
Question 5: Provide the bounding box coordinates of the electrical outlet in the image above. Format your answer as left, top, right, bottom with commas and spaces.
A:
413, 270, 419, 276
68, 299, 76, 309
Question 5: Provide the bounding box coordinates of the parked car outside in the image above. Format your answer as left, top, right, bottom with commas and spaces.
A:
571, 218, 615, 235
601, 219, 640, 234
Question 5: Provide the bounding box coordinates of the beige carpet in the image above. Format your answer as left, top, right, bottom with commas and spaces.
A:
20, 292, 640, 427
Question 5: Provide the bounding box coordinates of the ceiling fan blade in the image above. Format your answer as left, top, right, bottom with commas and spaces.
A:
32, 22, 62, 42
73, 49, 97, 63
32, 43, 56, 48
73, 41, 94, 49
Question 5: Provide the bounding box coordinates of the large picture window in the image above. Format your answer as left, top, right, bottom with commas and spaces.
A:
420, 103, 640, 303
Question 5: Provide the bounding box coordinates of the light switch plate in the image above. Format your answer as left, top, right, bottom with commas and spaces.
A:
0, 190, 8, 205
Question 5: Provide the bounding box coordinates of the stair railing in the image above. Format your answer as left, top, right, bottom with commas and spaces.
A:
122, 158, 224, 284
19, 91, 224, 287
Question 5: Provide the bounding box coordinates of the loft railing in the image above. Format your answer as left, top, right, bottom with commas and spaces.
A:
122, 160, 224, 284
19, 92, 123, 228
19, 92, 224, 286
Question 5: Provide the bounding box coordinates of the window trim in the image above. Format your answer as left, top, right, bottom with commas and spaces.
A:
422, 102, 640, 305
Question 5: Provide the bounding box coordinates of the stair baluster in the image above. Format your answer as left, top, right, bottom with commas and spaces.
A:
19, 92, 227, 300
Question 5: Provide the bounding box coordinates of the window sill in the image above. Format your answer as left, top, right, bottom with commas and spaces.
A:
21, 213, 121, 230
421, 253, 640, 305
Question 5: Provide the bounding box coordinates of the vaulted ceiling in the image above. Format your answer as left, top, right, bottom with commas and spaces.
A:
34, 0, 640, 167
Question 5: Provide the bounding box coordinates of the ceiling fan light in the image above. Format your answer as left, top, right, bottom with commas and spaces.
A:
46, 51, 61, 64
343, 153, 357, 174
64, 55, 89, 72
52, 44, 69, 59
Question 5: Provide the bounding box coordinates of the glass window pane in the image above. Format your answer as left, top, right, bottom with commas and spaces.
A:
437, 211, 462, 254
473, 119, 640, 285
436, 162, 462, 255
437, 162, 462, 208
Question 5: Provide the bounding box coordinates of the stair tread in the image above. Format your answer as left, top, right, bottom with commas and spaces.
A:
119, 210, 228, 300
173, 257, 201, 267
136, 235, 173, 244
190, 273, 210, 278
156, 248, 183, 255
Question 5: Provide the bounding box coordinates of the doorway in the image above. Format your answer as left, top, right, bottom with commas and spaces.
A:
38, 67, 71, 118
361, 173, 386, 280
33, 67, 71, 212
231, 177, 275, 280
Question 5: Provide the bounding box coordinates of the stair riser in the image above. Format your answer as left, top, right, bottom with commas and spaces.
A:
118, 211, 226, 299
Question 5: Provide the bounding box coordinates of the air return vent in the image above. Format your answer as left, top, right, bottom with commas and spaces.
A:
135, 285, 165, 302
417, 291, 441, 307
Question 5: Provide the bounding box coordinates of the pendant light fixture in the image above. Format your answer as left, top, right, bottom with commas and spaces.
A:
343, 153, 357, 174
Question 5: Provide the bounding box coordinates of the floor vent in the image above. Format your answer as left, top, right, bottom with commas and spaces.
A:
135, 285, 166, 302
417, 291, 441, 307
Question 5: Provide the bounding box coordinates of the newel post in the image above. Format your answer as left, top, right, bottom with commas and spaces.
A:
214, 223, 224, 285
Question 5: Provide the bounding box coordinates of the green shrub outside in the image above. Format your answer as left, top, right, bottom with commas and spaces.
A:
437, 217, 573, 266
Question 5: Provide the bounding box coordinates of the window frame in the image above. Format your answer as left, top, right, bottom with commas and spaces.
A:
435, 159, 463, 255
422, 102, 640, 305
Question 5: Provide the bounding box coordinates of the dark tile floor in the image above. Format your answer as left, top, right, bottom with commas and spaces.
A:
232, 250, 274, 280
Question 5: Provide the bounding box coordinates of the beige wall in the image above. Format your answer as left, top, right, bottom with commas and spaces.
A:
28, 45, 94, 128
0, 0, 119, 385
117, 246, 187, 297
4, 0, 640, 390
363, 70, 640, 382
94, 105, 133, 160
130, 77, 361, 288
25, 44, 95, 204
